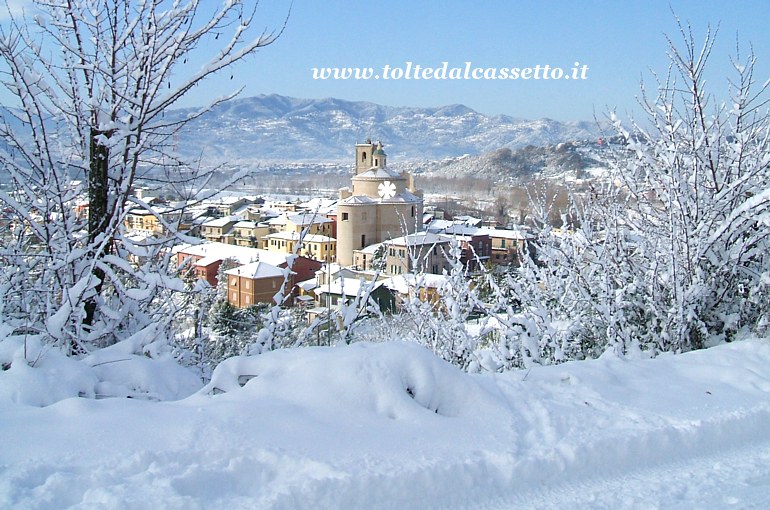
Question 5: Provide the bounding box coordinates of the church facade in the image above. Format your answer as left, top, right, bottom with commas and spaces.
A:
336, 140, 424, 267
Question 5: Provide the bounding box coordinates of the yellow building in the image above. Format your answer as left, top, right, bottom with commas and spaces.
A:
263, 231, 337, 262
125, 205, 180, 236
232, 220, 270, 248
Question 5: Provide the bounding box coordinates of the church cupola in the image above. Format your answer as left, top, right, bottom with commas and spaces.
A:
372, 140, 387, 168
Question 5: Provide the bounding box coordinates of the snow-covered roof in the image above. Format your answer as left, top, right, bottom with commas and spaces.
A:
127, 204, 176, 215
476, 227, 528, 240
354, 167, 402, 179
194, 256, 221, 267
173, 242, 289, 267
340, 195, 376, 205
225, 261, 286, 279
266, 215, 288, 226
233, 220, 260, 229
453, 215, 482, 227
378, 190, 421, 204
385, 232, 451, 247
201, 215, 241, 228
297, 279, 318, 292
264, 232, 335, 243
203, 195, 246, 206
383, 273, 448, 293
231, 204, 260, 217
356, 242, 383, 255
298, 198, 338, 215
315, 277, 384, 297
286, 213, 333, 226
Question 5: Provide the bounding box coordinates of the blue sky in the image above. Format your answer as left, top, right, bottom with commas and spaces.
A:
204, 0, 769, 122
3, 1, 769, 123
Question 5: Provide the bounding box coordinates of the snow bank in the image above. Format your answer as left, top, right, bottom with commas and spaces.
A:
1, 339, 770, 509
202, 341, 506, 420
0, 332, 201, 406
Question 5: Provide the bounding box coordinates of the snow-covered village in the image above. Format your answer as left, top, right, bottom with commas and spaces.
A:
2, 1, 770, 509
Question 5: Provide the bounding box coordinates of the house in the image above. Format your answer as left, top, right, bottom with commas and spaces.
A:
352, 242, 384, 271
309, 263, 395, 314
263, 231, 336, 262
382, 232, 452, 276
265, 212, 333, 236
479, 227, 529, 266
200, 216, 240, 244
232, 220, 269, 248
225, 262, 288, 307
432, 225, 492, 272
124, 205, 181, 236
285, 213, 334, 236
201, 196, 255, 217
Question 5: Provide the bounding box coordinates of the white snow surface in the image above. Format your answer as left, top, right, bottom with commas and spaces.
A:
2, 337, 770, 509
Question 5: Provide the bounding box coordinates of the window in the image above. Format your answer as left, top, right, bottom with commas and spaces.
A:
411, 206, 415, 217
342, 212, 349, 221
362, 152, 367, 162
231, 291, 237, 300
501, 239, 506, 248
230, 277, 237, 286
361, 234, 366, 248
362, 211, 367, 221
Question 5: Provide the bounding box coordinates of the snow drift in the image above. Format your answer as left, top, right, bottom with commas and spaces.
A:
2, 338, 770, 509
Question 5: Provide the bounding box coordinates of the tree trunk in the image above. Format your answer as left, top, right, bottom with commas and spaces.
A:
84, 128, 112, 329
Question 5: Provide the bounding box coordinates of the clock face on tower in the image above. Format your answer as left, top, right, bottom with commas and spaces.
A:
377, 180, 396, 199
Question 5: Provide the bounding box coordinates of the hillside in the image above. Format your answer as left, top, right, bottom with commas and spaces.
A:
414, 140, 610, 183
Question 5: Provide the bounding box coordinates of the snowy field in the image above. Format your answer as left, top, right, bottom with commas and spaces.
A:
2, 336, 770, 509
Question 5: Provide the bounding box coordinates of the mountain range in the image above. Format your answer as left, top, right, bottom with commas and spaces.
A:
172, 94, 602, 165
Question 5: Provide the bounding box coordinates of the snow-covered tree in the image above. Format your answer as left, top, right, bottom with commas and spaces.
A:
609, 22, 770, 351
513, 22, 770, 360
0, 1, 284, 353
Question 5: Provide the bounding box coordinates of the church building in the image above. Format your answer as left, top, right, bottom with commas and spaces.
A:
336, 140, 424, 267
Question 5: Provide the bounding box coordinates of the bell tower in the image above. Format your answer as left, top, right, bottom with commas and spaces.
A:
355, 139, 374, 175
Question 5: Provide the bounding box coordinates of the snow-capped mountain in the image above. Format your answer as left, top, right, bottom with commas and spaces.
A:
171, 94, 601, 164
